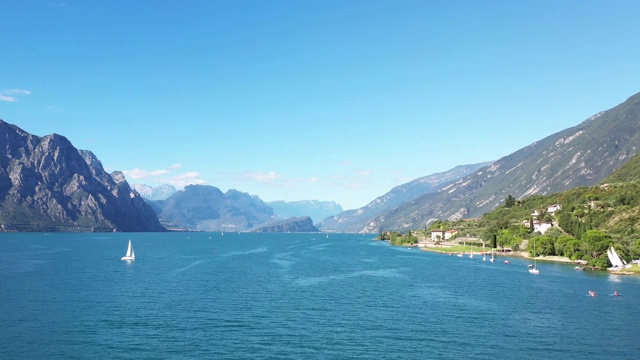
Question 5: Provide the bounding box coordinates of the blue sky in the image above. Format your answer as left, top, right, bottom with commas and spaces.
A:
2, 1, 640, 210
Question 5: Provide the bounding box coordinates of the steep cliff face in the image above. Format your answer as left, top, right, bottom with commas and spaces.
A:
362, 91, 640, 232
0, 119, 165, 232
251, 216, 319, 233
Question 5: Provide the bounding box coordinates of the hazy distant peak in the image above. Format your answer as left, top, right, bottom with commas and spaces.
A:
132, 183, 178, 201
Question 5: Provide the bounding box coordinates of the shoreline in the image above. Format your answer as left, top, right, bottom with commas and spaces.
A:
416, 244, 582, 264
416, 244, 640, 274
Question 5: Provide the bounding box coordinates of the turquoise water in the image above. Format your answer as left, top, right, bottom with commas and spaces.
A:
1, 232, 639, 359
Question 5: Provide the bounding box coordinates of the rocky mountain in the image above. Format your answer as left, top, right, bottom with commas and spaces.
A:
149, 185, 278, 231
266, 200, 343, 224
251, 216, 320, 233
0, 119, 165, 232
318, 162, 492, 233
362, 91, 640, 232
132, 183, 177, 200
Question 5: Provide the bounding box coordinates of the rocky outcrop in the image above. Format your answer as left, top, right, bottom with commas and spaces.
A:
0, 119, 165, 232
251, 216, 320, 233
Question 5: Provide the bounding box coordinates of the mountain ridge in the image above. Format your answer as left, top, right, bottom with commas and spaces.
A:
361, 91, 640, 232
0, 119, 165, 232
318, 161, 492, 232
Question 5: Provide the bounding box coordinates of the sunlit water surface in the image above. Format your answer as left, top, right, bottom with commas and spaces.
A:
1, 232, 639, 359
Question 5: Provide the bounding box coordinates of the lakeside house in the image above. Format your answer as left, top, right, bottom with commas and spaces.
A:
547, 204, 562, 214
527, 203, 561, 234
431, 229, 457, 241
532, 204, 562, 218
524, 220, 554, 234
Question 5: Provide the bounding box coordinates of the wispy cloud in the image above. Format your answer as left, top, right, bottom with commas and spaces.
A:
237, 168, 372, 190
327, 168, 372, 189
242, 171, 282, 184
0, 89, 32, 102
123, 164, 205, 188
166, 172, 206, 187
0, 95, 16, 102
122, 168, 170, 179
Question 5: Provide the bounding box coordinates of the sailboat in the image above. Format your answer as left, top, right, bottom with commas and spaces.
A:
469, 244, 474, 259
121, 239, 135, 261
529, 240, 539, 274
607, 246, 630, 270
482, 243, 487, 261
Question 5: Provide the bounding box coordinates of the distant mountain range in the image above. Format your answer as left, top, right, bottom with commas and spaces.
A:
251, 216, 319, 233
0, 120, 165, 232
147, 185, 278, 231
3, 91, 639, 234
139, 185, 343, 231
318, 162, 492, 232
356, 91, 640, 232
266, 200, 343, 224
132, 183, 177, 201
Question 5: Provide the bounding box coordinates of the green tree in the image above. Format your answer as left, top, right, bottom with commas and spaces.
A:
581, 230, 611, 259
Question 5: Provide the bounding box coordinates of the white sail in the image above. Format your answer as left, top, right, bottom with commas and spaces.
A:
612, 247, 627, 265
610, 246, 626, 268
121, 239, 135, 261
607, 248, 616, 267
608, 246, 626, 269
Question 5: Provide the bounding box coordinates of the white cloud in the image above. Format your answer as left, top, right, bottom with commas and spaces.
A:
166, 172, 206, 187
0, 89, 32, 102
123, 164, 206, 188
122, 168, 170, 179
4, 89, 32, 95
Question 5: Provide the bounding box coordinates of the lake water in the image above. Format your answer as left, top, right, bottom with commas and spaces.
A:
1, 232, 639, 359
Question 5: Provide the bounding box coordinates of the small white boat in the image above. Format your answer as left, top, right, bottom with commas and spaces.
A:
121, 239, 135, 261
529, 240, 539, 274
